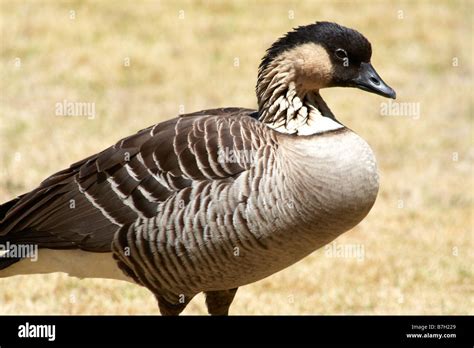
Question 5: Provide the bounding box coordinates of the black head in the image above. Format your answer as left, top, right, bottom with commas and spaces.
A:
259, 21, 396, 99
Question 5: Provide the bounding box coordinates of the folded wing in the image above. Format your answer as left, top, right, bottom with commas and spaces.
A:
0, 108, 262, 253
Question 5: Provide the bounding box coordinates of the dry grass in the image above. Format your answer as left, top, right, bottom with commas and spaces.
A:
0, 0, 472, 314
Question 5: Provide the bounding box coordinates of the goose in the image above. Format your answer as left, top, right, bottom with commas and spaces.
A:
0, 21, 396, 315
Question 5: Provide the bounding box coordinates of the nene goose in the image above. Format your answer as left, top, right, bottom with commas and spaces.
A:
0, 21, 395, 315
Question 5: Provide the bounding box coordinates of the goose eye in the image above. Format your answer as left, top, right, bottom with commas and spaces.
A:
335, 48, 348, 60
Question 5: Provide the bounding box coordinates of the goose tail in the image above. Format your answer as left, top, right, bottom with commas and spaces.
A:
0, 196, 24, 270
0, 196, 22, 222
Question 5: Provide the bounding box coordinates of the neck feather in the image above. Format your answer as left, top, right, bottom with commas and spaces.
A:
256, 62, 343, 135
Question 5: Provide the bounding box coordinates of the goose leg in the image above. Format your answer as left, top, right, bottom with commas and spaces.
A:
156, 294, 193, 316
205, 288, 238, 316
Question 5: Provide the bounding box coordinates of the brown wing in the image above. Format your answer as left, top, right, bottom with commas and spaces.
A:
0, 107, 267, 252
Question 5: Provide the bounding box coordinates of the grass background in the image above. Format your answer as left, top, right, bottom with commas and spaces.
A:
0, 0, 472, 314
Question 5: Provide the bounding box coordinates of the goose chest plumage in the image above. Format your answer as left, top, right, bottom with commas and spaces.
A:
0, 21, 395, 315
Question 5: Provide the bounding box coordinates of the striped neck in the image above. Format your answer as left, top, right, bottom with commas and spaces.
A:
256, 61, 343, 135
